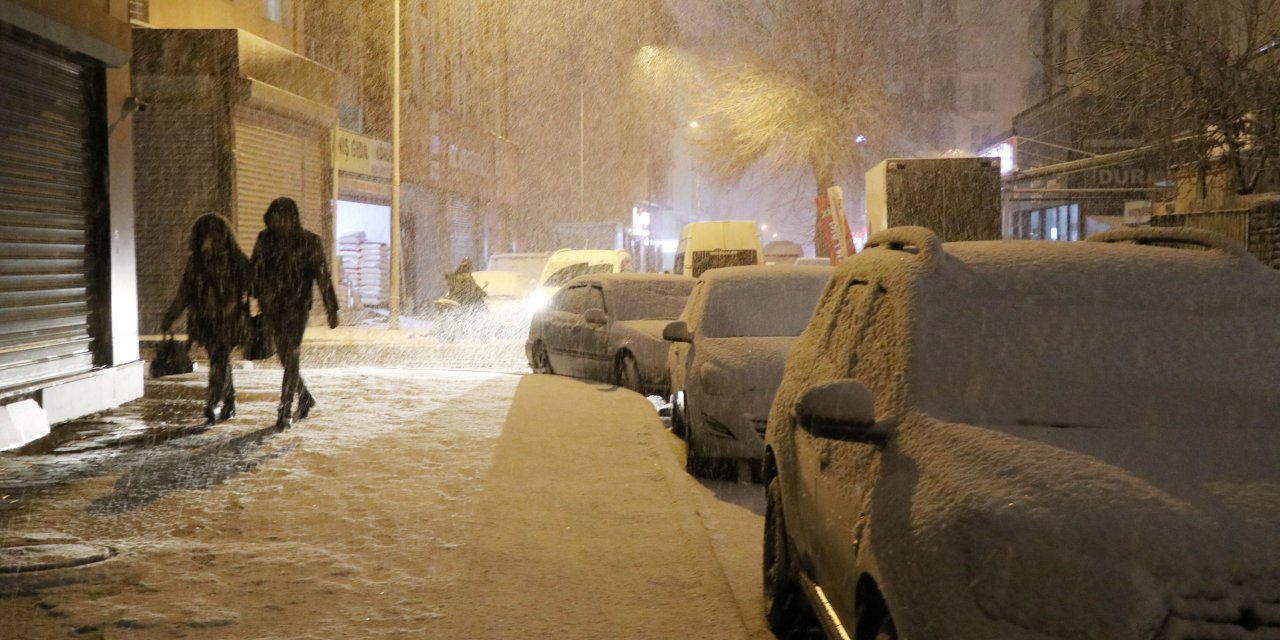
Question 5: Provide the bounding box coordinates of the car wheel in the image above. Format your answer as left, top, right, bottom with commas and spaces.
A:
615, 353, 642, 393
764, 477, 815, 636
531, 341, 554, 374
873, 616, 898, 640
669, 391, 687, 439
856, 586, 898, 640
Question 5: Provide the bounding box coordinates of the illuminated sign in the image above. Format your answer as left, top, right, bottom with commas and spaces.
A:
333, 129, 392, 179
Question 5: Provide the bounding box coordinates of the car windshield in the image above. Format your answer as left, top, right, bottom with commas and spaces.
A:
607, 280, 695, 321
700, 274, 829, 338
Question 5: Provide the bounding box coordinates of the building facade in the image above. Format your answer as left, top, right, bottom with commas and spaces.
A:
130, 0, 337, 333
1003, 0, 1167, 241
402, 0, 518, 308
0, 0, 142, 436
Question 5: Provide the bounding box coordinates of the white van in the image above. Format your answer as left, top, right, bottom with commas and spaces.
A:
673, 221, 764, 278
527, 248, 633, 309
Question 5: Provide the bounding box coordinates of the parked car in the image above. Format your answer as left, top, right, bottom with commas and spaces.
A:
673, 220, 764, 278
467, 270, 531, 341
793, 257, 832, 267
664, 265, 832, 478
763, 226, 1280, 640
486, 252, 549, 297
526, 273, 695, 394
526, 248, 634, 311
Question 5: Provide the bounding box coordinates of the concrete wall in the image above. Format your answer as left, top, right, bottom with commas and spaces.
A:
145, 0, 304, 54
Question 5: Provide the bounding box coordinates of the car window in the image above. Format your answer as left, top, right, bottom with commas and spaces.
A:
604, 279, 696, 321
827, 279, 883, 376
556, 286, 589, 315
586, 286, 605, 312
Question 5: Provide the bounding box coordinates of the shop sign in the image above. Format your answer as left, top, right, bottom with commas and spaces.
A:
333, 129, 392, 179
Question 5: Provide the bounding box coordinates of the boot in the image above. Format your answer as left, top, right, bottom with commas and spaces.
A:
221, 394, 237, 422
273, 404, 292, 431
296, 390, 316, 421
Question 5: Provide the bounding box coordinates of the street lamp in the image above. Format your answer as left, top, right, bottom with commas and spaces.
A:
389, 0, 402, 329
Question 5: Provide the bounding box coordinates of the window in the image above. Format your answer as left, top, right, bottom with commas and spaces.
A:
556, 286, 589, 315
262, 0, 286, 24
969, 124, 993, 150
586, 286, 606, 313
969, 82, 993, 112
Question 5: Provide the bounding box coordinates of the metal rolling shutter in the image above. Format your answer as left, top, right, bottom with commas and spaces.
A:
446, 194, 475, 267
233, 109, 325, 253
0, 32, 95, 391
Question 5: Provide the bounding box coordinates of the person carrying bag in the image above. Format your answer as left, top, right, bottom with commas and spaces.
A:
161, 214, 251, 425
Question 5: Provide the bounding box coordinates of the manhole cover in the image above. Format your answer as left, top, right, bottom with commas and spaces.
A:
0, 543, 113, 573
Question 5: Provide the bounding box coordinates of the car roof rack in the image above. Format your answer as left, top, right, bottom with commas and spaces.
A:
864, 226, 943, 265
1085, 227, 1253, 261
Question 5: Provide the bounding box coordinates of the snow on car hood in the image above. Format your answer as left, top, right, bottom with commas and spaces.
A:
696, 337, 794, 396
866, 413, 1280, 640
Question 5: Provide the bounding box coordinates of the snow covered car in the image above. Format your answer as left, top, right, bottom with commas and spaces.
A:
525, 249, 634, 312
664, 265, 833, 478
763, 226, 1280, 640
526, 273, 695, 394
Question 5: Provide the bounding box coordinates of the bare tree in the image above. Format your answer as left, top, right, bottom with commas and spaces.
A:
1063, 0, 1280, 197
687, 0, 955, 252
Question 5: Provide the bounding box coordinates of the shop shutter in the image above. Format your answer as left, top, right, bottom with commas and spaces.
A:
0, 32, 95, 391
446, 194, 475, 268
233, 108, 325, 254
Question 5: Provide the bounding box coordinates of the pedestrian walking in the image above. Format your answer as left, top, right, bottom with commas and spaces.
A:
161, 213, 251, 425
250, 197, 340, 431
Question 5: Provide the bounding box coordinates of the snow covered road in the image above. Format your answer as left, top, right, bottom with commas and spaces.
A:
0, 368, 771, 639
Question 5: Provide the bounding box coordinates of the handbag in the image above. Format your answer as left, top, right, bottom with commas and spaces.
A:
150, 334, 194, 378
242, 313, 276, 361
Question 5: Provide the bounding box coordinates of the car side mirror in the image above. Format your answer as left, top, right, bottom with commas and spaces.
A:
584, 308, 608, 325
663, 320, 692, 343
794, 379, 885, 443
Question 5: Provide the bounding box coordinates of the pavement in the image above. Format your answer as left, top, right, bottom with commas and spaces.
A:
141, 314, 530, 371
0, 360, 770, 637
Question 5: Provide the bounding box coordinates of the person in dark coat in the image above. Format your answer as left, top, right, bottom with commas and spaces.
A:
250, 197, 340, 431
161, 213, 251, 424
444, 256, 486, 306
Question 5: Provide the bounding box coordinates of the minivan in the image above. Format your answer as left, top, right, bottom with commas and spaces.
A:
673, 221, 764, 278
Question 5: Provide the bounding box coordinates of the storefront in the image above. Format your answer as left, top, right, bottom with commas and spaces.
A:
331, 129, 392, 308
0, 1, 141, 437
402, 107, 519, 308
131, 28, 336, 334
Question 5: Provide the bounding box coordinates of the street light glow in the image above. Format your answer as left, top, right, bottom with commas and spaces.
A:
688, 120, 699, 129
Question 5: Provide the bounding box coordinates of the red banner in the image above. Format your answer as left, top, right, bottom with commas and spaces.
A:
816, 186, 854, 264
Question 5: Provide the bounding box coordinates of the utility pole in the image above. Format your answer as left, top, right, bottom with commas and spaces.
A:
389, 0, 402, 329
579, 77, 585, 221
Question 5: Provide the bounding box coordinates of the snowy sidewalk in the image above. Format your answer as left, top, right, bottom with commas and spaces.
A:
423, 374, 754, 639
0, 370, 760, 638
